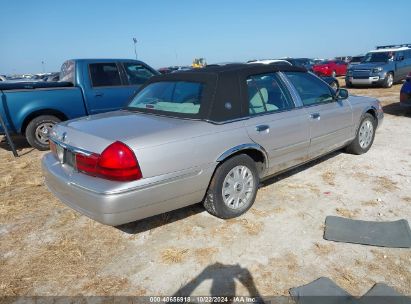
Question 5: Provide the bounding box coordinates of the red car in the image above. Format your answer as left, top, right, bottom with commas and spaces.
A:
313, 60, 347, 77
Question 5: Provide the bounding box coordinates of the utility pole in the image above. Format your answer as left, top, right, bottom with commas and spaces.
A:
133, 38, 138, 60
41, 61, 45, 73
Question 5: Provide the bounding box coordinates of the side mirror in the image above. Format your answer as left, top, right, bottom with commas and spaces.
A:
336, 88, 349, 100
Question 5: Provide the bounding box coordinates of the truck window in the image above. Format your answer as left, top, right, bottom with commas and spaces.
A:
89, 63, 122, 87
123, 62, 156, 85
60, 60, 75, 83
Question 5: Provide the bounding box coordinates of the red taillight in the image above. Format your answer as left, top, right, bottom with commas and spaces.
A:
96, 141, 142, 181
76, 153, 99, 175
75, 141, 142, 182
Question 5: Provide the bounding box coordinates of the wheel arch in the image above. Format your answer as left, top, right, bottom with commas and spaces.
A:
21, 109, 68, 134
216, 144, 269, 177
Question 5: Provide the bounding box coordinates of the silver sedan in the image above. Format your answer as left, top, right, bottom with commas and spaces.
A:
42, 64, 383, 225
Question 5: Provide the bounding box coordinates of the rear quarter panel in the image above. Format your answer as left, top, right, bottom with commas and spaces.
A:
129, 120, 253, 179
0, 87, 86, 133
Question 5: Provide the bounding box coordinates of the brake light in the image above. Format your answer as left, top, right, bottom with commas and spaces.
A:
76, 153, 99, 175
75, 141, 142, 181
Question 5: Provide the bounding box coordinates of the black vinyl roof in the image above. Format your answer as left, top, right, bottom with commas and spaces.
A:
148, 63, 306, 82
130, 63, 307, 122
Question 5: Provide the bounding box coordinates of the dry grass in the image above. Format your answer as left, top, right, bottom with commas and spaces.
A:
161, 248, 189, 264
374, 176, 398, 193
313, 242, 335, 255
81, 276, 130, 295
361, 200, 379, 207
335, 208, 360, 218
230, 218, 264, 235
193, 247, 218, 264
321, 171, 336, 186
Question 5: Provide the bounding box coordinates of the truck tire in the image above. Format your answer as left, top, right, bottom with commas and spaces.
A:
345, 113, 376, 155
203, 154, 259, 219
383, 72, 394, 88
25, 115, 61, 150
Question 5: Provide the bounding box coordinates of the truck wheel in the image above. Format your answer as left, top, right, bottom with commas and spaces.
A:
383, 72, 394, 88
203, 154, 259, 219
25, 115, 61, 150
345, 113, 376, 155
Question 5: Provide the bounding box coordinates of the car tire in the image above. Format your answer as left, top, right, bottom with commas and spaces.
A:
203, 154, 259, 219
331, 71, 337, 77
25, 115, 60, 151
383, 72, 394, 88
345, 113, 376, 155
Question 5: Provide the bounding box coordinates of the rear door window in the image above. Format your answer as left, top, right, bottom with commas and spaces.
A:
247, 73, 294, 115
89, 63, 122, 87
123, 62, 156, 85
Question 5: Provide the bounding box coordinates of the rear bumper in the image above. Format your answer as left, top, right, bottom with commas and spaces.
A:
42, 153, 214, 226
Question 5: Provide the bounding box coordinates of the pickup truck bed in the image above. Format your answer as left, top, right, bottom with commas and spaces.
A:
0, 58, 158, 150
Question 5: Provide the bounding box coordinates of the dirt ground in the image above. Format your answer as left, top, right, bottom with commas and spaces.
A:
1, 79, 410, 297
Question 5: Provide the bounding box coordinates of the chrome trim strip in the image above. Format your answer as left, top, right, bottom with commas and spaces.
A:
217, 143, 269, 169
49, 138, 94, 156
68, 168, 204, 195
277, 72, 304, 107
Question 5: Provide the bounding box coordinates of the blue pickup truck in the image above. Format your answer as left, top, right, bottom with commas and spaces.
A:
0, 59, 158, 150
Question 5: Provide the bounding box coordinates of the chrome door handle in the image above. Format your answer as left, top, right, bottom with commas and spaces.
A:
310, 113, 320, 120
256, 124, 270, 132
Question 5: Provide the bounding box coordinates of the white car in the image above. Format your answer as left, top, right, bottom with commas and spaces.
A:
247, 59, 292, 66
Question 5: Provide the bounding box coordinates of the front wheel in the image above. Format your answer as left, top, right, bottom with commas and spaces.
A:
383, 72, 394, 88
203, 154, 259, 219
25, 115, 60, 150
345, 113, 376, 155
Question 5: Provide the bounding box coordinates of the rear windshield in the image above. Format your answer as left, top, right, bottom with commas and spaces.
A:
128, 81, 204, 115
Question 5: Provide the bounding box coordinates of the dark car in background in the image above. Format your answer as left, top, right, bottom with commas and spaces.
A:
284, 58, 315, 71
348, 55, 365, 68
400, 72, 411, 110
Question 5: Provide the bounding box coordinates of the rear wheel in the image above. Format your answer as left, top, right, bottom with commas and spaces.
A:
345, 113, 376, 155
203, 154, 259, 219
383, 72, 394, 88
25, 115, 60, 150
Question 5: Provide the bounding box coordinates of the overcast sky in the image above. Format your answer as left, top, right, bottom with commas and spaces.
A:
1, 0, 410, 74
